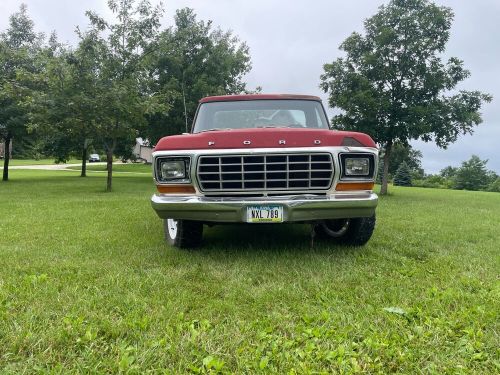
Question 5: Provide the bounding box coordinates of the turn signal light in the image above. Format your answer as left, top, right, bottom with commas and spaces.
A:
156, 185, 196, 194
335, 182, 374, 191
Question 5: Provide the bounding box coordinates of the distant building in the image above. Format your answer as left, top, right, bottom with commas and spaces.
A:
133, 138, 153, 163
0, 139, 13, 159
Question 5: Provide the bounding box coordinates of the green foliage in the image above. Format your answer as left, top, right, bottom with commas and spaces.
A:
0, 4, 44, 180
393, 161, 412, 186
410, 169, 424, 181
440, 166, 458, 179
487, 177, 500, 192
433, 175, 453, 188
144, 8, 252, 142
413, 156, 499, 192
453, 155, 492, 191
379, 143, 424, 183
80, 0, 166, 190
10, 134, 45, 160
413, 174, 451, 189
0, 170, 499, 372
26, 36, 94, 166
388, 143, 423, 177
1, 3, 254, 183
320, 0, 492, 194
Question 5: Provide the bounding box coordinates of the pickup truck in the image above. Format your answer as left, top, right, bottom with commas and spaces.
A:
151, 94, 378, 248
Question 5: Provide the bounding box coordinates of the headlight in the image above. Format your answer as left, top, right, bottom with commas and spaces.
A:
161, 160, 185, 179
345, 158, 370, 176
340, 153, 375, 179
156, 157, 191, 182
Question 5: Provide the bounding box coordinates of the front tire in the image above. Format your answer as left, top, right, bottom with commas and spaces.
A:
315, 215, 376, 246
163, 219, 203, 248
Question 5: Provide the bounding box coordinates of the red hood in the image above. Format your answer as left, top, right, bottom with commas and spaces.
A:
154, 128, 376, 151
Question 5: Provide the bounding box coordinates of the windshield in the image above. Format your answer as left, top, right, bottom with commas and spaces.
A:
192, 99, 330, 133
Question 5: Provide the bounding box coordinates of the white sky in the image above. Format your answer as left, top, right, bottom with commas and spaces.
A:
1, 0, 499, 173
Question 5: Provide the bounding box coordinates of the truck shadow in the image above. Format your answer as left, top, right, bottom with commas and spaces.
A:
200, 223, 359, 255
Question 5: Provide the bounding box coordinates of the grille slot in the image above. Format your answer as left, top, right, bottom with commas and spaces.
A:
197, 153, 334, 192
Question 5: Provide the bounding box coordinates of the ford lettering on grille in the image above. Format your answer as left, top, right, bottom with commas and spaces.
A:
197, 153, 334, 192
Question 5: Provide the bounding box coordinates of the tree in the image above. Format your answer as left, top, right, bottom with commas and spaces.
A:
29, 31, 107, 177
393, 161, 412, 186
144, 8, 252, 143
388, 143, 423, 176
82, 0, 166, 191
453, 155, 490, 191
378, 142, 424, 182
0, 4, 43, 181
440, 166, 458, 179
320, 0, 492, 195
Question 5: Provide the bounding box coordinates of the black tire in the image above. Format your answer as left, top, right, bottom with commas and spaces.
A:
163, 219, 203, 248
315, 215, 376, 246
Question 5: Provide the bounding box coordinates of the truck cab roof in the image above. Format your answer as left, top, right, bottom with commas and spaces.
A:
199, 94, 322, 103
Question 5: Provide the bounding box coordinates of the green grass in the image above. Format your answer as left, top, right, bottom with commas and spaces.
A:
67, 163, 153, 174
0, 170, 499, 373
7, 158, 81, 166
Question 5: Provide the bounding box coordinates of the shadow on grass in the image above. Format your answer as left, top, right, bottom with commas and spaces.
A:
195, 223, 365, 257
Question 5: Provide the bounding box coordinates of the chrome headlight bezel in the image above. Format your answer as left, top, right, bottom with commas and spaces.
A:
339, 153, 375, 180
155, 156, 191, 183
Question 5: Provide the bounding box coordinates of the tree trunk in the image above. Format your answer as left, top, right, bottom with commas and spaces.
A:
380, 140, 393, 195
182, 71, 189, 133
2, 137, 11, 182
81, 144, 88, 178
105, 140, 116, 192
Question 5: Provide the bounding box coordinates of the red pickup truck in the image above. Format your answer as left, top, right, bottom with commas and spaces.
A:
151, 94, 378, 248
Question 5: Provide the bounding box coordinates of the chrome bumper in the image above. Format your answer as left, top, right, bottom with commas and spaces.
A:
151, 193, 378, 223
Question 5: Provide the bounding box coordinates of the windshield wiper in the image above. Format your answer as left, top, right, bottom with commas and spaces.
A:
255, 125, 286, 128
198, 128, 232, 133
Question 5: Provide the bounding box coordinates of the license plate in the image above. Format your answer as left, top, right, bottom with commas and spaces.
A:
247, 205, 283, 223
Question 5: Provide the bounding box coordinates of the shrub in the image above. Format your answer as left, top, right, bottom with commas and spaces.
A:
488, 178, 500, 192
453, 155, 490, 191
413, 179, 446, 189
394, 162, 412, 186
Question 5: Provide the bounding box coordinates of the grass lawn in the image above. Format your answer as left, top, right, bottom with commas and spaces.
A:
0, 170, 498, 373
67, 163, 153, 174
6, 159, 81, 166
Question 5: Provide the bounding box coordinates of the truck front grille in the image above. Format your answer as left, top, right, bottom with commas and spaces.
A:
197, 153, 334, 192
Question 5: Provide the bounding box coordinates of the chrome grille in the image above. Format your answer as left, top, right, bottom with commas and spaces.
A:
197, 153, 334, 192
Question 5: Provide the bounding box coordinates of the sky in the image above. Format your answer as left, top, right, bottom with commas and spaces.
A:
1, 0, 499, 173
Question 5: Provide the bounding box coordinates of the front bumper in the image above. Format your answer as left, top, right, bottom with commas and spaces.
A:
151, 192, 378, 223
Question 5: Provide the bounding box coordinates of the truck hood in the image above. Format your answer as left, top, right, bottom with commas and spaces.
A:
154, 128, 376, 151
